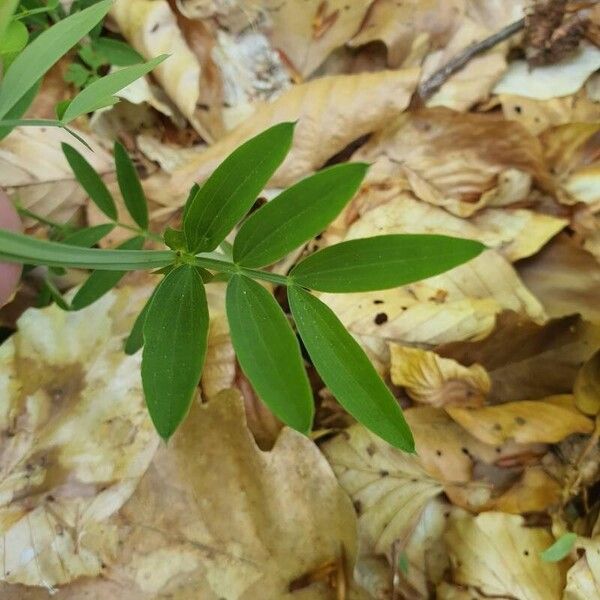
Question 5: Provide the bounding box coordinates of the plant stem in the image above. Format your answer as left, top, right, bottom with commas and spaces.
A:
194, 253, 290, 286
116, 221, 163, 243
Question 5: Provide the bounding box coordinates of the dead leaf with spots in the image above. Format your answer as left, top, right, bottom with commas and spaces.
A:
446, 395, 594, 445
263, 0, 374, 78
1, 127, 113, 227
563, 538, 600, 600
444, 512, 568, 599
146, 68, 419, 206
389, 345, 490, 408
353, 108, 552, 217
0, 287, 158, 589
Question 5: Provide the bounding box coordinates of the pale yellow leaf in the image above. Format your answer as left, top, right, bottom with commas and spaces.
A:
446, 395, 594, 445
445, 512, 567, 599
563, 539, 600, 600
389, 345, 490, 407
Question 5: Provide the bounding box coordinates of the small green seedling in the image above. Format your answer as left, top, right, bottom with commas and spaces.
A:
0, 122, 485, 451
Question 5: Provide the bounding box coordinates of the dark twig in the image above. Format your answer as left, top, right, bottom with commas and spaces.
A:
419, 18, 526, 100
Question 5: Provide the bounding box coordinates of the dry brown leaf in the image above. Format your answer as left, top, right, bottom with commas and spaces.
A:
540, 122, 600, 206
389, 345, 490, 408
0, 287, 158, 589
447, 395, 594, 445
348, 0, 465, 68
321, 422, 445, 599
111, 0, 221, 141
518, 233, 600, 323
563, 539, 600, 599
353, 108, 551, 217
574, 349, 600, 416
1, 127, 112, 227
444, 512, 568, 599
262, 0, 374, 77
145, 67, 419, 205
497, 89, 600, 135
438, 312, 600, 403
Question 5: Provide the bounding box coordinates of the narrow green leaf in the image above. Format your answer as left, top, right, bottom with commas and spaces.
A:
114, 141, 148, 229
184, 122, 294, 253
125, 287, 156, 355
61, 55, 168, 123
41, 278, 70, 310
142, 265, 209, 439
291, 234, 486, 293
288, 286, 414, 451
70, 236, 144, 310
0, 228, 174, 270
227, 275, 314, 433
0, 79, 41, 141
0, 0, 111, 119
163, 227, 186, 251
92, 37, 144, 66
62, 223, 115, 247
62, 142, 117, 220
540, 533, 577, 562
233, 163, 368, 268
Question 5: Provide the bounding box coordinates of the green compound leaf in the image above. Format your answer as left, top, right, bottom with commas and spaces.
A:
233, 162, 368, 268
70, 236, 145, 311
114, 140, 149, 230
184, 122, 294, 254
142, 265, 209, 440
60, 55, 168, 123
291, 234, 486, 293
540, 533, 577, 562
62, 142, 117, 221
227, 275, 314, 434
0, 0, 111, 119
0, 228, 174, 271
288, 286, 414, 452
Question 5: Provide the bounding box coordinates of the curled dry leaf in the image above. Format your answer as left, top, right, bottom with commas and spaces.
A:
146, 68, 420, 205
353, 108, 551, 217
0, 287, 158, 588
494, 42, 600, 100
111, 0, 220, 141
389, 344, 490, 408
446, 395, 594, 445
1, 127, 113, 226
540, 122, 600, 206
574, 349, 600, 416
348, 0, 465, 68
563, 539, 600, 600
444, 512, 568, 599
262, 0, 374, 78
438, 312, 600, 403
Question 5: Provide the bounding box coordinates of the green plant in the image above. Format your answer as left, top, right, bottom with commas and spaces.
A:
0, 122, 485, 451
0, 0, 165, 142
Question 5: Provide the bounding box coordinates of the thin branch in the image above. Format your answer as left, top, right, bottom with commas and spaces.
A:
419, 18, 526, 100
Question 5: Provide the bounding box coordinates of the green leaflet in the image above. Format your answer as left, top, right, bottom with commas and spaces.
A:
60, 55, 168, 123
114, 141, 149, 230
62, 142, 117, 221
92, 37, 144, 66
183, 122, 294, 253
142, 265, 209, 440
0, 228, 174, 270
233, 163, 368, 268
0, 0, 111, 119
540, 533, 577, 562
227, 275, 314, 433
62, 223, 115, 247
291, 234, 486, 293
288, 286, 414, 452
70, 236, 145, 310
0, 79, 41, 141
125, 287, 157, 355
